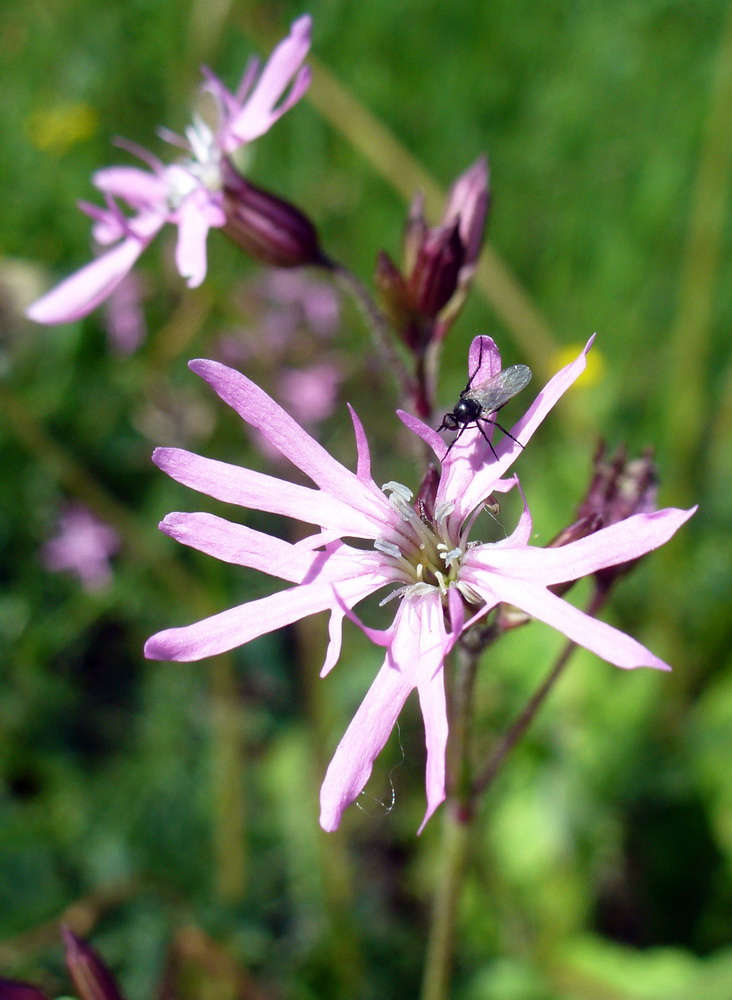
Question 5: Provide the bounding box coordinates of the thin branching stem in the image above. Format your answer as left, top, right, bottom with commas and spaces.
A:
332, 262, 416, 406
472, 589, 607, 801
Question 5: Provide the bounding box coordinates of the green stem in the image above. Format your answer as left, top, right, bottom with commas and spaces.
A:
419, 805, 471, 1000
472, 589, 606, 801
419, 642, 480, 1000
332, 262, 415, 406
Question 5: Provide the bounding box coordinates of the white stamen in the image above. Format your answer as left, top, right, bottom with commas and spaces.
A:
440, 547, 463, 567
456, 580, 483, 605
374, 539, 402, 559
435, 500, 455, 524
382, 481, 413, 501
379, 586, 408, 607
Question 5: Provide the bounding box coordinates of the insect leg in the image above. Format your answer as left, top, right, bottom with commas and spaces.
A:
442, 423, 468, 457
475, 420, 500, 461
482, 418, 524, 451
460, 336, 485, 396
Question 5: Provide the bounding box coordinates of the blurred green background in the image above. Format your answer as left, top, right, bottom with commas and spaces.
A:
2, 1, 732, 998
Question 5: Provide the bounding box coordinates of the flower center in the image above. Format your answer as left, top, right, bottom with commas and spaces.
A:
164, 118, 223, 210
375, 482, 464, 598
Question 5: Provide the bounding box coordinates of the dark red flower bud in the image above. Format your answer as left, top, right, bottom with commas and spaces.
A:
220, 159, 331, 270
577, 441, 658, 527
552, 441, 660, 594
406, 221, 465, 320
496, 443, 660, 631
62, 926, 126, 1000
0, 980, 49, 1000
442, 156, 490, 270
377, 157, 490, 353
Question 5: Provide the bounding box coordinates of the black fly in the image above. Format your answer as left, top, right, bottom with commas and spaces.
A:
438, 347, 532, 458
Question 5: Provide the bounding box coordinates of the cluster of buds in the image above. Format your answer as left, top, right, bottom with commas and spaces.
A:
497, 442, 659, 630
570, 440, 658, 592
375, 157, 489, 354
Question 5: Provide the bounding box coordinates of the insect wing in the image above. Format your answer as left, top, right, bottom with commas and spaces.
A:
463, 364, 532, 415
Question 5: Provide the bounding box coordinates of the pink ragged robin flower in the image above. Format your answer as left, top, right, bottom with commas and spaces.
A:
144, 336, 695, 831
42, 503, 120, 592
26, 16, 312, 326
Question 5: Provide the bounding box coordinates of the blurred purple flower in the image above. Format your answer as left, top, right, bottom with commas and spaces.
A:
277, 361, 343, 425
103, 270, 147, 353
144, 338, 694, 830
26, 16, 312, 325
42, 504, 120, 591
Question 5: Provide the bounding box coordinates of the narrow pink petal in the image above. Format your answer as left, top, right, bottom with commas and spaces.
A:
410, 597, 451, 832
320, 592, 451, 832
225, 15, 312, 146
397, 410, 445, 458
504, 336, 595, 454
187, 361, 389, 522
493, 482, 532, 546
347, 404, 373, 483
26, 237, 149, 324
152, 447, 380, 537
93, 165, 166, 206
175, 196, 212, 287
467, 334, 502, 381
416, 668, 448, 833
145, 571, 385, 662
319, 657, 414, 832
447, 586, 466, 636
202, 65, 246, 120
319, 570, 398, 676
472, 574, 672, 671
233, 56, 261, 103
322, 607, 346, 676
465, 507, 696, 585
160, 511, 311, 580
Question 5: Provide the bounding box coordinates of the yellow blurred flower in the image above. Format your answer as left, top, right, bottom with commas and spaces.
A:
26, 101, 99, 155
552, 341, 605, 388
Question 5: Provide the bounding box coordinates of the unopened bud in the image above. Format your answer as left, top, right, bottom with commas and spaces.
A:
403, 192, 428, 276
406, 221, 465, 319
496, 443, 659, 631
553, 441, 660, 595
62, 926, 126, 1000
443, 156, 490, 269
378, 157, 490, 352
0, 980, 49, 1000
577, 441, 658, 526
221, 159, 331, 270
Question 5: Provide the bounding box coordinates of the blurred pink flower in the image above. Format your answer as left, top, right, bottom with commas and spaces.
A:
26, 16, 312, 326
277, 361, 343, 425
145, 338, 694, 830
42, 504, 120, 591
103, 270, 147, 353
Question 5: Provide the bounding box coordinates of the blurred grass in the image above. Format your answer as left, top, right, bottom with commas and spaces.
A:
2, 1, 732, 998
